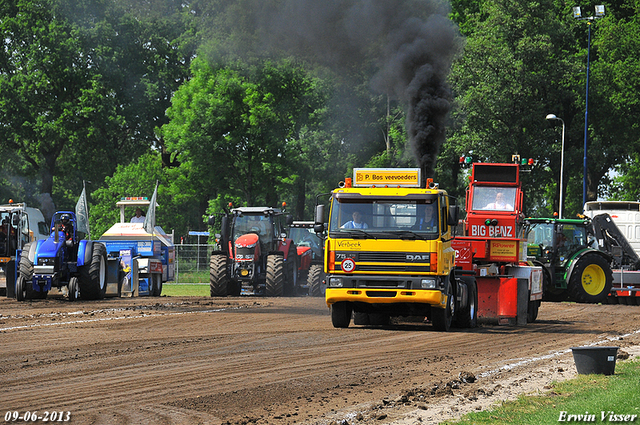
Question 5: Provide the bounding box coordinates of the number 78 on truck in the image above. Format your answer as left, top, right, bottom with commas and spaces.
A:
314, 168, 478, 331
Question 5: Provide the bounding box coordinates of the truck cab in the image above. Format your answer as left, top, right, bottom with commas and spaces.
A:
316, 168, 476, 331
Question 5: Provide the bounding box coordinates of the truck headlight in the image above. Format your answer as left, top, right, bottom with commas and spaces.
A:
329, 277, 343, 287
420, 278, 437, 289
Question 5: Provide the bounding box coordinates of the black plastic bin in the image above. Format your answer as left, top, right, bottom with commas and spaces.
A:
571, 346, 619, 375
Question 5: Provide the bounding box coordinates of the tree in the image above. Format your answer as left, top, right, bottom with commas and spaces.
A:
0, 0, 194, 211
446, 0, 585, 217
161, 58, 329, 218
0, 0, 120, 201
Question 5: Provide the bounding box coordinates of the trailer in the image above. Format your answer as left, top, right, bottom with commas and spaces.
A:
584, 202, 640, 305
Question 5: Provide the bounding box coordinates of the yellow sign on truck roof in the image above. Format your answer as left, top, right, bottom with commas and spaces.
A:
353, 168, 421, 188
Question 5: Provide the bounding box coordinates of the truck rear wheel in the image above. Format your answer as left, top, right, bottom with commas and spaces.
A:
266, 255, 285, 297
209, 254, 231, 297
16, 244, 34, 301
308, 264, 324, 297
331, 302, 352, 328
432, 281, 454, 331
567, 253, 613, 303
79, 243, 107, 300
454, 277, 477, 328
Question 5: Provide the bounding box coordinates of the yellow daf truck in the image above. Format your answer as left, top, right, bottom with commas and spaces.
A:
314, 168, 477, 331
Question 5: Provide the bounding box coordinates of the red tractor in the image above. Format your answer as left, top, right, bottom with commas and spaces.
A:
209, 206, 305, 296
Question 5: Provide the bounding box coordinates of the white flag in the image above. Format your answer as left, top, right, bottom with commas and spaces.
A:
75, 186, 90, 237
144, 181, 158, 234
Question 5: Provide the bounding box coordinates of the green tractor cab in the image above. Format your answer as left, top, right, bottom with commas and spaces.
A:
525, 217, 612, 303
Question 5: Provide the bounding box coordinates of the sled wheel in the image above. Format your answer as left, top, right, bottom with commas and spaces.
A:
331, 302, 352, 328
527, 299, 540, 323
68, 277, 80, 302
567, 253, 613, 303
154, 275, 163, 296
15, 274, 28, 301
432, 281, 454, 331
266, 255, 285, 297
149, 275, 156, 296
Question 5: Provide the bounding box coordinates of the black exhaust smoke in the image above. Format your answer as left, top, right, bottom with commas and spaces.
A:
256, 0, 460, 177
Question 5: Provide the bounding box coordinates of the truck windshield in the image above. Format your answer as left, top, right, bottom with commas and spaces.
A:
471, 187, 517, 211
329, 199, 439, 239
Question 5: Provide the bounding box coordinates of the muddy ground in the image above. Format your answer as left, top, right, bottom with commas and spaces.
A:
1, 295, 640, 425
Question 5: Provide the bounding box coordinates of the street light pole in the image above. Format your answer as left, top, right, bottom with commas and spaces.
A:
583, 22, 591, 209
573, 5, 605, 209
546, 114, 565, 219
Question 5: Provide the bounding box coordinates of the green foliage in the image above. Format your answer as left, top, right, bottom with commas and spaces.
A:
162, 57, 331, 220
0, 0, 193, 212
2, 0, 640, 232
89, 153, 165, 238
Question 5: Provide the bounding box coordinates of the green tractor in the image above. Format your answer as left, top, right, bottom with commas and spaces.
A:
525, 217, 612, 303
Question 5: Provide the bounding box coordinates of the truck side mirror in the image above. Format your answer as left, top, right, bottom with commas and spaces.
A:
447, 205, 459, 226
314, 205, 325, 233
285, 214, 293, 225
207, 215, 216, 226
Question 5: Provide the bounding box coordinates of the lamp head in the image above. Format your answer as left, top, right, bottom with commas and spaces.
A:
572, 7, 581, 18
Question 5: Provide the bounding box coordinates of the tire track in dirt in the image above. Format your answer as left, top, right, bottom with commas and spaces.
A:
1, 297, 640, 424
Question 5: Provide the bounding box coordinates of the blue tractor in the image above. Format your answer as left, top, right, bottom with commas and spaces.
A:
15, 211, 108, 301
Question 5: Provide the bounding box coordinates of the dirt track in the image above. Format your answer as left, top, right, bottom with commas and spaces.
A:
1, 295, 640, 425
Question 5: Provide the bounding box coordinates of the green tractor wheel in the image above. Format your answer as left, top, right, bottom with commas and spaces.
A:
567, 253, 613, 304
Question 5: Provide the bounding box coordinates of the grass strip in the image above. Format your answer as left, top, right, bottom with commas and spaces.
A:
449, 359, 640, 424
162, 284, 210, 297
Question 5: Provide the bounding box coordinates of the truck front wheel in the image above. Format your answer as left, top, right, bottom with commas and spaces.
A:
331, 302, 352, 328
432, 281, 454, 331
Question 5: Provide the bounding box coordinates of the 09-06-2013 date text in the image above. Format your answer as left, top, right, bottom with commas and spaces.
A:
4, 411, 71, 422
